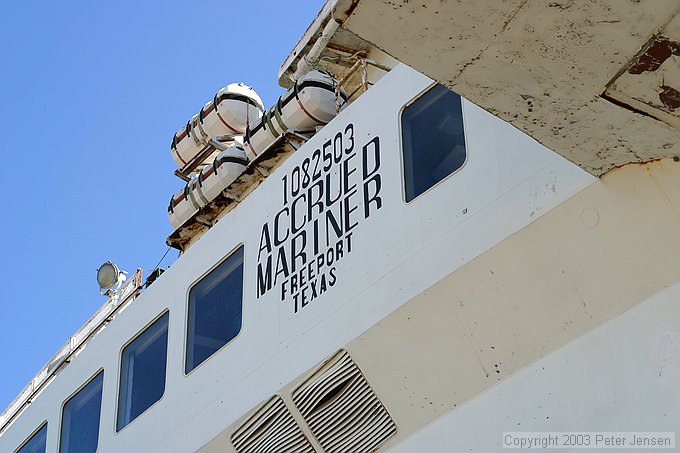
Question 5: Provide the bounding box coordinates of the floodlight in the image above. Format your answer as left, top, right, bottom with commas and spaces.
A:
97, 261, 125, 290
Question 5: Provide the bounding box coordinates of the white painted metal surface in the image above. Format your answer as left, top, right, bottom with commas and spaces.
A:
0, 64, 595, 452
388, 280, 680, 452
0, 270, 142, 436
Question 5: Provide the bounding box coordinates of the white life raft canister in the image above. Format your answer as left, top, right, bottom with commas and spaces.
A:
168, 146, 249, 229
244, 71, 346, 161
171, 83, 264, 168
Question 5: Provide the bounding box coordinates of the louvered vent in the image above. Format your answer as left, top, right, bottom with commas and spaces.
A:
231, 395, 314, 453
292, 350, 397, 453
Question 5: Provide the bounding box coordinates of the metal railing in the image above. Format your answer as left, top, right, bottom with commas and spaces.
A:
0, 269, 143, 434
335, 57, 391, 106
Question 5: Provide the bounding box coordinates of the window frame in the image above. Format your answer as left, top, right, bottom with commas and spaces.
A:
57, 369, 104, 453
398, 82, 469, 203
183, 244, 245, 376
115, 310, 170, 433
14, 421, 48, 453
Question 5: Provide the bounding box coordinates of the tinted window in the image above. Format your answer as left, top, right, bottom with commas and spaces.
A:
59, 371, 103, 453
117, 312, 169, 431
186, 246, 244, 373
401, 84, 466, 201
16, 423, 47, 453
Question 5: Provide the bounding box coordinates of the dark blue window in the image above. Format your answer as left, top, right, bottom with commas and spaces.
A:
59, 371, 103, 453
117, 312, 169, 431
186, 246, 244, 373
16, 423, 47, 453
401, 84, 467, 202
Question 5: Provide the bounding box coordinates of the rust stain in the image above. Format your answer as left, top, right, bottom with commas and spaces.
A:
343, 0, 361, 18
602, 158, 679, 179
659, 85, 680, 110
628, 38, 680, 75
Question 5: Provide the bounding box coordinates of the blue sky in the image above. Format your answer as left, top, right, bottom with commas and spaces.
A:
0, 0, 321, 411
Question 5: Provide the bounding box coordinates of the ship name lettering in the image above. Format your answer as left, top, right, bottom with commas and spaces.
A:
256, 123, 383, 314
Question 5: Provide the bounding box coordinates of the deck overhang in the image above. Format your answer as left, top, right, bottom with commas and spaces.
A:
285, 0, 680, 176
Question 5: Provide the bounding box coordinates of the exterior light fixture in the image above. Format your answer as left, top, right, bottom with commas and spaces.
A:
97, 261, 126, 292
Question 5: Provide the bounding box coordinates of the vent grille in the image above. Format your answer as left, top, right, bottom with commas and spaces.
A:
231, 395, 314, 453
292, 350, 396, 453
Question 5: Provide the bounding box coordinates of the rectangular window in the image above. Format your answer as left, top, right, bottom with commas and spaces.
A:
117, 311, 169, 431
59, 371, 103, 453
15, 423, 47, 453
186, 246, 244, 374
401, 84, 467, 202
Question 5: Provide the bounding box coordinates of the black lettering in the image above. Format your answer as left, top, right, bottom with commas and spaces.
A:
333, 131, 343, 163
362, 136, 381, 179
308, 261, 316, 281
291, 166, 301, 196
311, 148, 322, 181
343, 189, 359, 233
291, 230, 307, 272
299, 267, 306, 288
328, 267, 337, 286
256, 255, 272, 298
325, 171, 342, 207
325, 203, 344, 245
335, 238, 344, 260
344, 123, 355, 154
307, 179, 324, 220
282, 174, 288, 205
312, 218, 319, 255
291, 193, 307, 234
280, 280, 287, 301
301, 157, 311, 188
290, 273, 298, 294
342, 153, 357, 194
301, 287, 309, 308
273, 207, 289, 246
274, 247, 289, 285
262, 126, 372, 310
363, 174, 382, 219
322, 139, 333, 171
257, 224, 272, 261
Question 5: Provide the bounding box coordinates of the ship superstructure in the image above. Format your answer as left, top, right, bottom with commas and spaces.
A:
2, 1, 680, 452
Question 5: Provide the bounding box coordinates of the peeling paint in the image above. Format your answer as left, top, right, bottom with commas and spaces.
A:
659, 84, 680, 110
628, 37, 680, 74
340, 0, 680, 175
548, 0, 574, 10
